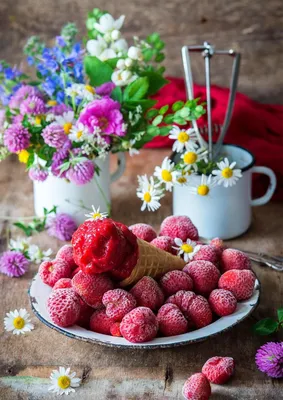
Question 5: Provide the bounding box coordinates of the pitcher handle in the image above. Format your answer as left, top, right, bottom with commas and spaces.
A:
110, 153, 126, 183
250, 166, 277, 206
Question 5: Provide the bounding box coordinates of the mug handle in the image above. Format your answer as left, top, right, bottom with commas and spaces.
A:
250, 166, 277, 206
110, 153, 126, 183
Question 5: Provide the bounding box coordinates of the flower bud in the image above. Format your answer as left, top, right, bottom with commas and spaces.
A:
117, 59, 126, 69
125, 58, 134, 67
128, 46, 143, 61
111, 29, 121, 40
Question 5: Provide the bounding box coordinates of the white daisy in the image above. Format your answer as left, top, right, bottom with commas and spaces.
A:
153, 157, 180, 192
173, 238, 201, 262
169, 125, 198, 153
94, 14, 125, 35
9, 237, 31, 252
176, 165, 195, 186
69, 123, 90, 143
55, 111, 75, 135
27, 245, 53, 264
85, 206, 108, 221
4, 309, 34, 335
49, 367, 81, 396
137, 175, 164, 212
212, 158, 242, 188
189, 174, 216, 196
181, 148, 208, 172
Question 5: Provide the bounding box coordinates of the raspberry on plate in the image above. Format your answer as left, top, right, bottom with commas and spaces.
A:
188, 295, 213, 329
39, 259, 72, 287
56, 244, 77, 271
47, 288, 81, 327
160, 215, 199, 242
110, 322, 122, 337
150, 236, 176, 255
129, 223, 157, 242
90, 309, 115, 335
120, 307, 158, 343
53, 278, 72, 290
183, 372, 211, 400
218, 269, 256, 301
72, 270, 114, 308
192, 245, 219, 265
130, 276, 164, 311
202, 356, 235, 384
208, 289, 237, 317
159, 270, 193, 296
102, 289, 136, 322
183, 261, 220, 297
221, 248, 251, 272
157, 303, 188, 336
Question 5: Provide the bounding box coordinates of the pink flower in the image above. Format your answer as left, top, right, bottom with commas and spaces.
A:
96, 82, 115, 96
0, 251, 29, 277
47, 213, 77, 241
78, 97, 126, 138
66, 159, 95, 185
20, 96, 46, 115
49, 103, 72, 116
42, 124, 70, 148
9, 85, 43, 109
4, 124, 30, 153
28, 166, 49, 182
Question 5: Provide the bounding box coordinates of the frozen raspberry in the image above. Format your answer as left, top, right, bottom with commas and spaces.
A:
56, 244, 77, 271
39, 259, 72, 287
208, 289, 237, 317
157, 303, 188, 336
221, 248, 251, 272
183, 373, 211, 400
90, 309, 115, 334
47, 288, 81, 327
110, 322, 122, 337
129, 223, 157, 242
166, 290, 196, 326
77, 298, 94, 329
150, 236, 176, 255
130, 276, 164, 311
72, 270, 114, 308
202, 356, 235, 384
120, 307, 158, 343
53, 278, 72, 290
160, 215, 199, 241
71, 266, 80, 278
184, 261, 220, 297
159, 270, 193, 296
218, 269, 255, 301
192, 245, 219, 265
188, 295, 213, 328
210, 238, 225, 257
102, 289, 136, 322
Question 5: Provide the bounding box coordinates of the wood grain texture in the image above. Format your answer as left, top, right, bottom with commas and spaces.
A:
0, 150, 283, 399
0, 0, 283, 103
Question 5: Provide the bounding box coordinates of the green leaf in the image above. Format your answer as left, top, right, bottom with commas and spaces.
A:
123, 77, 149, 101
163, 114, 174, 124
124, 99, 157, 111
146, 109, 159, 119
253, 318, 279, 336
277, 308, 283, 323
37, 145, 55, 162
159, 105, 169, 115
142, 48, 154, 62
152, 115, 163, 126
111, 87, 122, 103
139, 71, 168, 96
147, 33, 161, 45
84, 56, 113, 86
159, 126, 171, 136
172, 101, 184, 112
26, 152, 35, 168
155, 53, 165, 63
104, 58, 120, 69
13, 222, 33, 237
173, 116, 186, 125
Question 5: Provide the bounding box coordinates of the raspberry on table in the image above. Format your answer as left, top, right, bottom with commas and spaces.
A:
183, 372, 211, 400
130, 276, 164, 311
39, 259, 72, 287
150, 236, 176, 255
192, 245, 219, 265
102, 289, 137, 322
129, 223, 157, 242
56, 244, 77, 271
159, 270, 194, 296
110, 322, 122, 337
183, 261, 220, 297
157, 303, 188, 336
160, 215, 199, 242
188, 295, 213, 329
208, 289, 237, 317
47, 288, 81, 327
218, 269, 256, 301
72, 270, 114, 308
202, 356, 235, 384
89, 309, 115, 335
120, 307, 158, 343
53, 278, 72, 290
221, 248, 251, 272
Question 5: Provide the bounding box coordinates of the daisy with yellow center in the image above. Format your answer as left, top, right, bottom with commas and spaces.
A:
47, 100, 57, 107
4, 309, 34, 335
190, 174, 216, 196
69, 123, 90, 143
85, 206, 108, 221
169, 125, 198, 153
173, 238, 201, 262
181, 148, 208, 172
137, 175, 164, 212
212, 157, 242, 188
154, 157, 180, 192
49, 367, 81, 396
18, 149, 29, 164
176, 166, 194, 186
55, 111, 75, 135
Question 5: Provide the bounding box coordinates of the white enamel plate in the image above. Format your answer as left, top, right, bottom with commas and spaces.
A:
29, 273, 260, 349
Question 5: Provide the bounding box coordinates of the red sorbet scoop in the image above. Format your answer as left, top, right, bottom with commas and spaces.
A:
72, 219, 138, 278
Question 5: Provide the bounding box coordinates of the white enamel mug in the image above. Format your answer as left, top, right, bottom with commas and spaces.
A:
33, 153, 125, 225
173, 144, 277, 239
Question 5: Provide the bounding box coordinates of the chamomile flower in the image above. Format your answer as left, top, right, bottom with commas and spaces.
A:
4, 309, 34, 335
55, 111, 75, 135
154, 157, 180, 192
9, 237, 31, 252
137, 175, 164, 212
27, 245, 53, 264
169, 126, 198, 153
69, 123, 90, 143
181, 148, 208, 172
212, 158, 242, 187
176, 166, 195, 186
190, 174, 216, 196
173, 238, 201, 262
49, 367, 81, 396
85, 206, 108, 221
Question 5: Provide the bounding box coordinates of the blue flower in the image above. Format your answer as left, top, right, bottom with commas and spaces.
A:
56, 90, 65, 104
27, 56, 34, 66
56, 36, 66, 47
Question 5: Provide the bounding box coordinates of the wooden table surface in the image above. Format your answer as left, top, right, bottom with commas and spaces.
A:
1, 149, 283, 399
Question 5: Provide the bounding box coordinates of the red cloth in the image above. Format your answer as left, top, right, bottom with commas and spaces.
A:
147, 77, 283, 200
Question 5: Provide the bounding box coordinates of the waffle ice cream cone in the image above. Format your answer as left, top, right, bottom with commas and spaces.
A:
120, 238, 186, 287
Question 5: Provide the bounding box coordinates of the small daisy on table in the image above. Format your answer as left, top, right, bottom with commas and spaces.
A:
212, 157, 242, 187
49, 367, 81, 396
136, 175, 164, 212
85, 206, 108, 221
169, 125, 198, 153
173, 238, 201, 262
4, 309, 34, 335
154, 157, 180, 192
181, 148, 208, 172
189, 174, 216, 196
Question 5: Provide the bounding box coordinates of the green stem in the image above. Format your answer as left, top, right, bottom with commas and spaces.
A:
93, 175, 111, 216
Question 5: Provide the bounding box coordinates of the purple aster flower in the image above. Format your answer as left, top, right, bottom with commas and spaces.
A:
20, 96, 47, 115
12, 114, 24, 124
42, 123, 69, 148
51, 140, 71, 178
96, 82, 115, 96
47, 213, 77, 241
28, 166, 49, 182
4, 124, 30, 153
255, 342, 283, 378
78, 97, 126, 137
9, 85, 43, 109
0, 251, 29, 277
66, 159, 95, 185
49, 103, 71, 116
